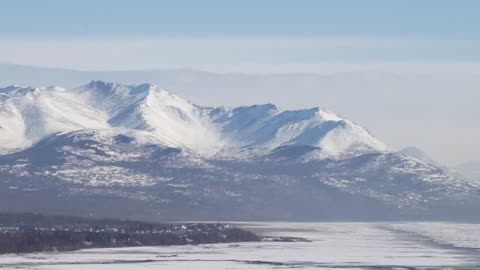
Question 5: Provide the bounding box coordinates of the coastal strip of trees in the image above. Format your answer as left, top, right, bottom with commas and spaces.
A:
0, 213, 259, 254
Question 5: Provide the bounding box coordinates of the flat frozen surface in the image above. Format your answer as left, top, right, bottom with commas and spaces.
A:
1, 222, 480, 269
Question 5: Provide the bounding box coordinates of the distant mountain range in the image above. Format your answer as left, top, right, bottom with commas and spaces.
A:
0, 81, 478, 221
456, 161, 480, 183
399, 146, 479, 184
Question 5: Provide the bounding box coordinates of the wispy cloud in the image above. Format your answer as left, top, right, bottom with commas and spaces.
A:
0, 37, 479, 73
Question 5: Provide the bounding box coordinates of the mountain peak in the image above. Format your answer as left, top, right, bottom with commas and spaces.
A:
0, 81, 390, 158
310, 107, 343, 122
87, 80, 118, 90
131, 83, 159, 94
0, 85, 38, 95
399, 146, 445, 168
0, 85, 24, 93
84, 80, 177, 99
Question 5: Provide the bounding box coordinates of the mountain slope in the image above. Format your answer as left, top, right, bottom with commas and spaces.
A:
0, 81, 388, 158
0, 81, 478, 221
0, 85, 108, 151
456, 161, 480, 183
399, 146, 473, 183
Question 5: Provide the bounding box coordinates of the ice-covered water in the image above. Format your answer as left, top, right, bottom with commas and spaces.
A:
1, 222, 479, 269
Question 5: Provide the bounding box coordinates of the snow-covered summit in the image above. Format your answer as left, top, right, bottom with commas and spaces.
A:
0, 81, 390, 158
2, 81, 479, 222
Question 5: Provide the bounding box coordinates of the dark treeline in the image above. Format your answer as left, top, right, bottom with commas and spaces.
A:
0, 213, 259, 254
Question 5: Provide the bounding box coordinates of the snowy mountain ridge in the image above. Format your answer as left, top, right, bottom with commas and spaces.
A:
1, 81, 477, 221
0, 80, 389, 158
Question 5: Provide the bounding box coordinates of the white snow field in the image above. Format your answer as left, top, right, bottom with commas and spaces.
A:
1, 222, 479, 270
0, 81, 389, 158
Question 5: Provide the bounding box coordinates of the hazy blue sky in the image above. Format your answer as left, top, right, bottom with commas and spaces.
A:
0, 0, 479, 165
1, 0, 479, 39
1, 0, 479, 72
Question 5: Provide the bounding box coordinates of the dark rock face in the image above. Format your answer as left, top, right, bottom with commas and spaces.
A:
0, 213, 259, 254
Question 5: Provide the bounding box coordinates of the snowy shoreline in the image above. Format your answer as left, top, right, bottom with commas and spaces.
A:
1, 222, 480, 270
0, 213, 259, 255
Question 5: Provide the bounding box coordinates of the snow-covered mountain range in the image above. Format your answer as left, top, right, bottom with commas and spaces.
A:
0, 81, 478, 221
0, 80, 388, 158
455, 161, 480, 182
